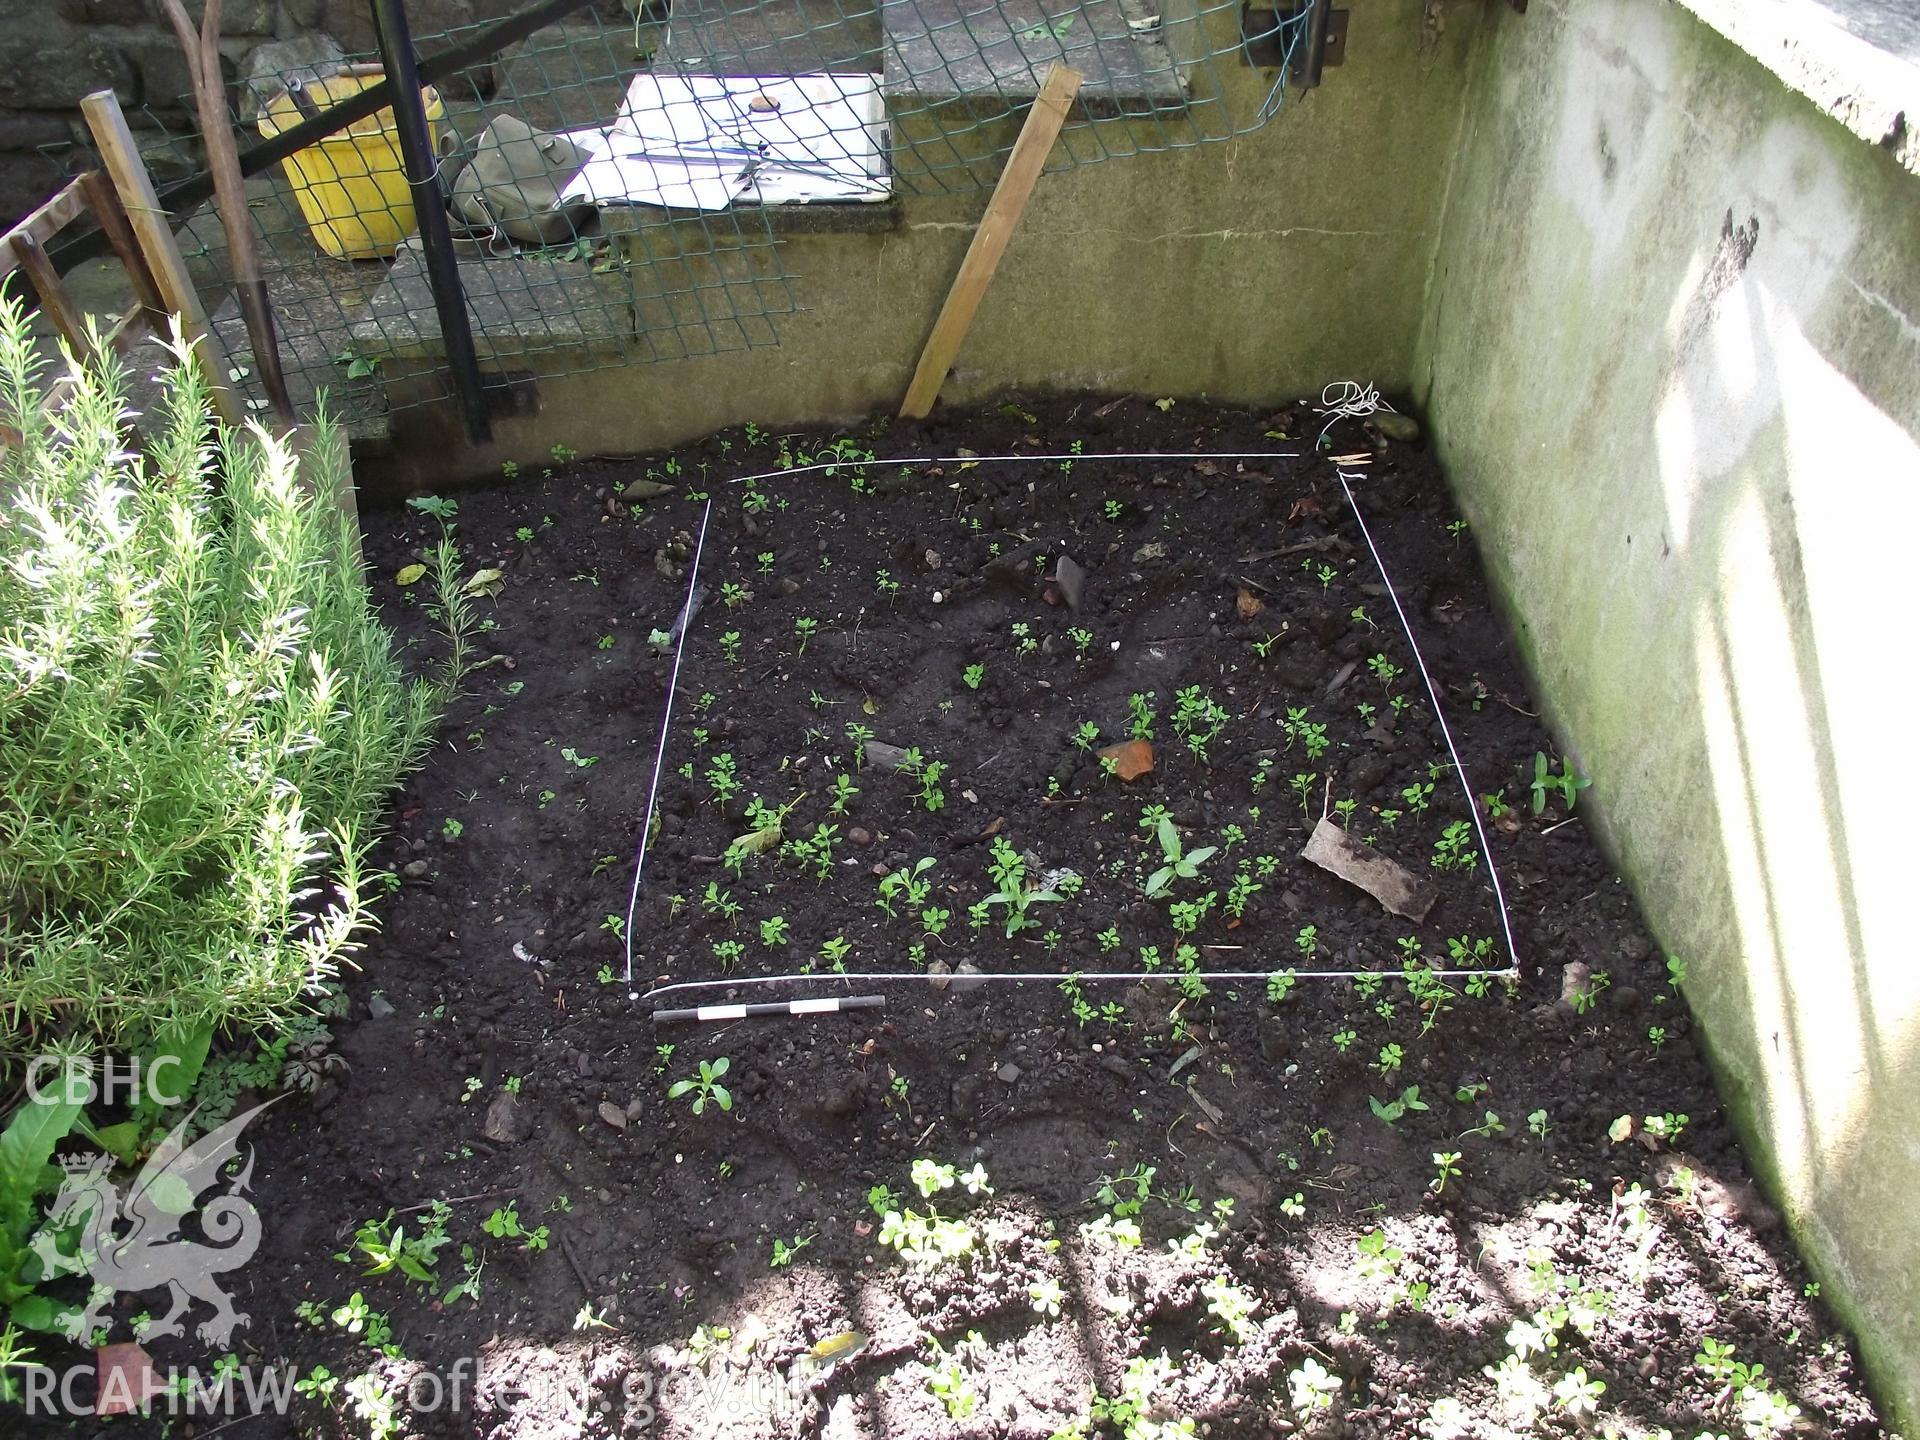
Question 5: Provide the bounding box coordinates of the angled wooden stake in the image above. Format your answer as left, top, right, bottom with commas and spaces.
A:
899, 63, 1082, 420
80, 89, 243, 426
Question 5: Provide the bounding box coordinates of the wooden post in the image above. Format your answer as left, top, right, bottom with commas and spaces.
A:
79, 89, 244, 425
898, 63, 1082, 421
157, 0, 294, 424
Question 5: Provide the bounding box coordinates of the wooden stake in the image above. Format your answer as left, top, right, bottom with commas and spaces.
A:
157, 0, 294, 424
79, 90, 243, 426
898, 63, 1081, 420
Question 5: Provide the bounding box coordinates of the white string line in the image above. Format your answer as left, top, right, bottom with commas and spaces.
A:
1331, 466, 1523, 976
623, 497, 714, 992
641, 966, 1512, 1003
704, 449, 1300, 490
618, 439, 1523, 1005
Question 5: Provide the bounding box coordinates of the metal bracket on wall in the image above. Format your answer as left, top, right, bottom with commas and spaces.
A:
1240, 0, 1348, 85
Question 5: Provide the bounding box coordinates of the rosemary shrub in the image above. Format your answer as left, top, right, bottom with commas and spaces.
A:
0, 297, 454, 1061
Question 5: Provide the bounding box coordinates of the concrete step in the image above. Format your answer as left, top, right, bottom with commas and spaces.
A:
881, 0, 1182, 113
659, 0, 882, 75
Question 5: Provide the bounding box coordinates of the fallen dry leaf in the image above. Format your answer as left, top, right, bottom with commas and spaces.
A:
1099, 738, 1155, 782
1288, 496, 1326, 524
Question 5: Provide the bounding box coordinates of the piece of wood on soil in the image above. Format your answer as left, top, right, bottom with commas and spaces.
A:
1299, 816, 1436, 921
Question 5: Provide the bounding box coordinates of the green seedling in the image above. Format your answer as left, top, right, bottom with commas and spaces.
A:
1127, 691, 1157, 740
1369, 1086, 1431, 1126
982, 835, 1061, 937
770, 1232, 815, 1268
667, 1057, 733, 1115
481, 1205, 550, 1251
1432, 820, 1478, 871
877, 856, 937, 918
1145, 818, 1216, 898
1171, 685, 1225, 762
828, 771, 859, 815
1531, 751, 1591, 813
963, 663, 984, 690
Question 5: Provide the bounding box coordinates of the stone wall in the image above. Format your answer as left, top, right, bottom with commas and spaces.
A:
0, 0, 526, 227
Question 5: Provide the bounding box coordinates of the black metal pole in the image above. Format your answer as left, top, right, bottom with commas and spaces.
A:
371, 0, 491, 443
1297, 0, 1331, 88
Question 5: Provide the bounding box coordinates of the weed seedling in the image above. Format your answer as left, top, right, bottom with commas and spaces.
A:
667, 1057, 733, 1115
770, 1233, 815, 1268
481, 1205, 550, 1252
1355, 1228, 1403, 1283
1289, 771, 1318, 816
1369, 1087, 1431, 1126
1530, 751, 1591, 813
983, 836, 1061, 936
1368, 653, 1404, 689
828, 771, 859, 815
1171, 685, 1226, 763
918, 1332, 984, 1419
1432, 820, 1478, 871
705, 752, 741, 804
877, 856, 937, 918
963, 662, 984, 690
898, 747, 948, 811
1144, 817, 1217, 899
793, 616, 819, 653
1127, 691, 1157, 740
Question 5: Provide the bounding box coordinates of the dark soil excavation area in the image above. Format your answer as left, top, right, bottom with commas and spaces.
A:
26, 397, 1890, 1439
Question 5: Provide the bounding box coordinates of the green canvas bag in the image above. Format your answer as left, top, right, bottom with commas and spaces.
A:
449, 115, 593, 247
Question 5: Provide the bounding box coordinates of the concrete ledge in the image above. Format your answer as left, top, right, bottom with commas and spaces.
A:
1675, 0, 1918, 176
598, 198, 905, 237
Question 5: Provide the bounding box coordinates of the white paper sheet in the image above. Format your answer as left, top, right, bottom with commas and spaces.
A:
558, 72, 891, 212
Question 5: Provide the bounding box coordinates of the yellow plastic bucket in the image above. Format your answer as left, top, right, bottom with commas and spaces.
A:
257, 71, 443, 261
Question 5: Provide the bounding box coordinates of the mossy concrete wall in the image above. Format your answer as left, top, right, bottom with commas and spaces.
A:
1413, 1, 1920, 1427
367, 0, 1479, 484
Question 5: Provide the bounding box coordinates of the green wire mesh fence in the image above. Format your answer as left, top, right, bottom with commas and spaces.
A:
42, 0, 1309, 430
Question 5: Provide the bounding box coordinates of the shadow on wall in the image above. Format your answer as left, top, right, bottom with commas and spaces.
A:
1417, 0, 1920, 1423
